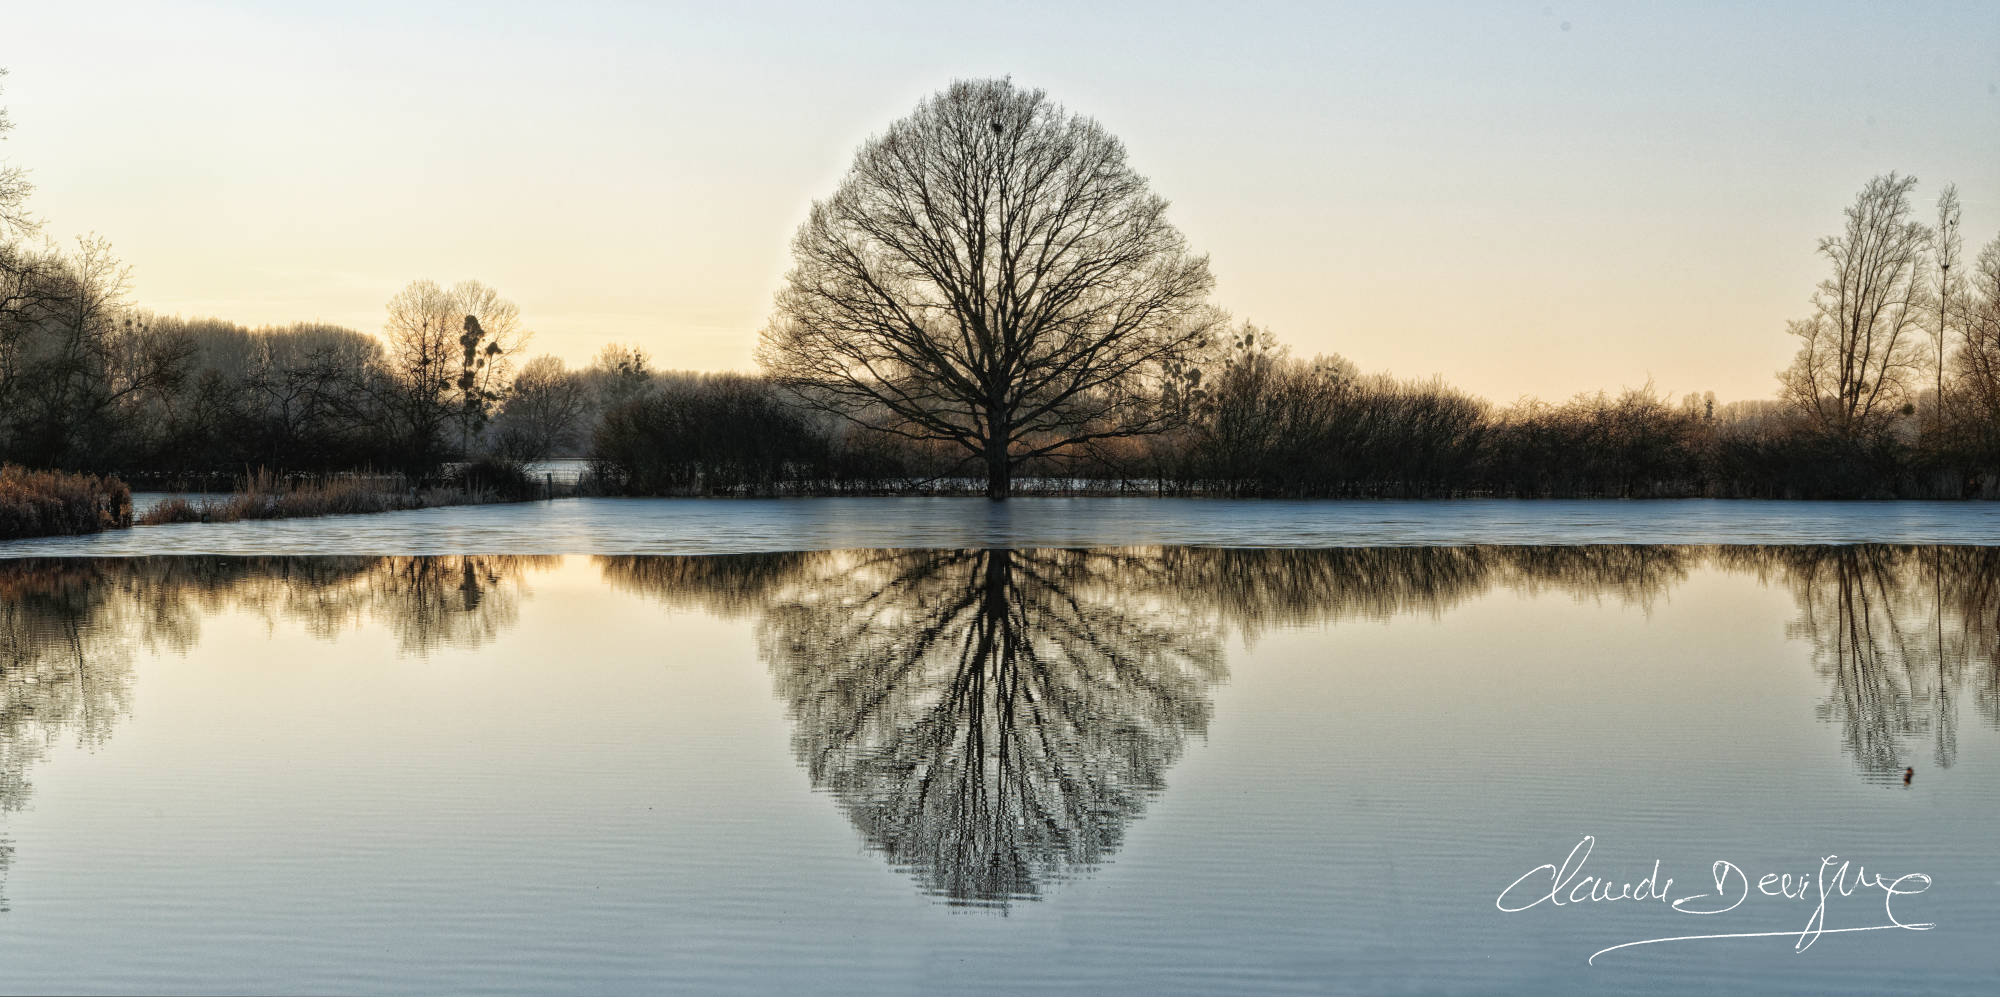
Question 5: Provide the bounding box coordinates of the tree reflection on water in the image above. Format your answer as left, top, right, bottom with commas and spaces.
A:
0, 562, 138, 912
756, 548, 1226, 907
0, 545, 1996, 910
1724, 546, 2000, 782
0, 554, 549, 906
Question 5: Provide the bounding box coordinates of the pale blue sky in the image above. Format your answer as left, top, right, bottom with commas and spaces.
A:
3, 0, 1996, 401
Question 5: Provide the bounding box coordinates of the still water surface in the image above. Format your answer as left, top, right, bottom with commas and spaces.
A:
0, 545, 1994, 992
16, 496, 2000, 555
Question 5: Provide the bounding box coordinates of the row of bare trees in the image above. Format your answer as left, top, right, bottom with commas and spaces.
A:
0, 71, 613, 481
748, 81, 2000, 498
1779, 174, 2000, 454
10, 71, 2000, 495
0, 276, 571, 478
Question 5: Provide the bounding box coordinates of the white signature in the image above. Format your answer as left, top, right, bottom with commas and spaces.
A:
1495, 836, 1934, 965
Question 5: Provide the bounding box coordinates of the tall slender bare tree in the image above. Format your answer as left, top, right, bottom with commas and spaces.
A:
759, 78, 1217, 499
1932, 184, 1962, 432
1779, 173, 1933, 440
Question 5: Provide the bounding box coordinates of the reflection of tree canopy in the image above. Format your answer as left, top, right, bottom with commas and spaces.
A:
600, 542, 2000, 889
0, 561, 143, 912
2, 544, 1997, 912
1722, 545, 2000, 780
0, 555, 556, 909
758, 548, 1226, 907
740, 545, 1702, 905
0, 556, 554, 796
1148, 545, 1695, 637
0, 562, 137, 815
0, 556, 553, 657
597, 553, 824, 620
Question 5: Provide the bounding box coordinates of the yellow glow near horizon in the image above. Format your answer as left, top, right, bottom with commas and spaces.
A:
3, 1, 1996, 404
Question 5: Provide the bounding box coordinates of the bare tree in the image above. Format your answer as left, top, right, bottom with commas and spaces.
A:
0, 68, 32, 238
378, 279, 524, 470
492, 354, 587, 461
0, 68, 55, 413
1779, 173, 1933, 440
582, 342, 655, 413
1956, 234, 2000, 429
759, 78, 1217, 499
1, 238, 192, 468
1931, 184, 1962, 432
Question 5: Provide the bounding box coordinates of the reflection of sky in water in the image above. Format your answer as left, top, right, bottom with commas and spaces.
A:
0, 548, 1994, 993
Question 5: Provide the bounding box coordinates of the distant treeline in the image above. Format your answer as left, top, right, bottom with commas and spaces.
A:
4, 56, 1999, 500
588, 345, 2000, 499
0, 266, 608, 483
3, 302, 2000, 499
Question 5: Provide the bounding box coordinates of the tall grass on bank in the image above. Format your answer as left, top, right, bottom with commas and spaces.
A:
0, 465, 133, 540
137, 462, 553, 527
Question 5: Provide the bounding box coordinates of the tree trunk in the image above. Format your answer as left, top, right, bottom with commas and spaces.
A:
984, 434, 1011, 501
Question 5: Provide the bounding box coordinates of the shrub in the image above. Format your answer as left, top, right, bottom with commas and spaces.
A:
136, 469, 420, 525
0, 465, 133, 540
446, 456, 537, 500
592, 373, 830, 494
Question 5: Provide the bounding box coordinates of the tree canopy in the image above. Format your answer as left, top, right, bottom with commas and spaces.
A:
759, 78, 1216, 498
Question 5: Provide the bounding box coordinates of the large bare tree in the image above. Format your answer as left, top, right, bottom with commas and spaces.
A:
1779, 173, 1933, 440
758, 78, 1217, 498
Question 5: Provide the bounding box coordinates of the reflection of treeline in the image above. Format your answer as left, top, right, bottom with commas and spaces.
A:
0, 555, 552, 655
597, 546, 1699, 636
596, 551, 823, 619
0, 559, 138, 813
1716, 545, 2000, 778
1145, 544, 1697, 637
597, 544, 2000, 774
591, 543, 2000, 905
2, 543, 1996, 911
10, 547, 1995, 678
0, 554, 553, 907
0, 556, 145, 909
